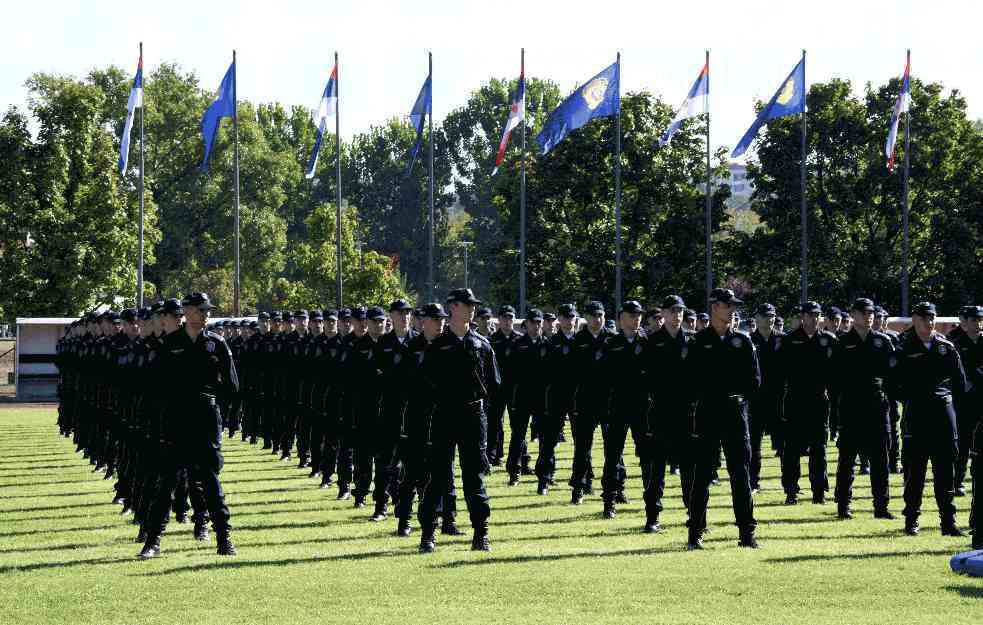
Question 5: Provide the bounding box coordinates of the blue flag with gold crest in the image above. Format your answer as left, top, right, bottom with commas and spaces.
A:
732, 57, 805, 157
536, 61, 620, 155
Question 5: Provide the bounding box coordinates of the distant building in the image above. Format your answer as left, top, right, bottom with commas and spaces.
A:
717, 163, 753, 210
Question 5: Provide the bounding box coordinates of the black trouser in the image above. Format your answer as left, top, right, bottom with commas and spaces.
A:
834, 431, 890, 512
781, 393, 830, 498
172, 466, 209, 522
954, 399, 978, 489
903, 437, 957, 525
568, 412, 599, 494
749, 392, 780, 489
506, 401, 536, 475
395, 439, 457, 522
418, 402, 489, 529
354, 430, 398, 504
295, 407, 314, 462
601, 416, 654, 510
689, 397, 756, 533
650, 433, 695, 514
486, 386, 512, 464
970, 425, 981, 537
537, 389, 574, 483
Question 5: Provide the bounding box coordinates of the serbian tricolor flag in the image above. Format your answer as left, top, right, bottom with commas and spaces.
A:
118, 54, 143, 174
885, 57, 911, 172
306, 65, 338, 179
492, 73, 525, 175
659, 62, 708, 146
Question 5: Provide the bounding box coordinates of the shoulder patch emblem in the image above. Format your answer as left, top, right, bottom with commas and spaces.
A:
393, 354, 402, 365
731, 337, 743, 348
562, 345, 570, 355
938, 344, 947, 355
819, 338, 829, 347
681, 346, 688, 360
873, 338, 883, 348
206, 341, 216, 353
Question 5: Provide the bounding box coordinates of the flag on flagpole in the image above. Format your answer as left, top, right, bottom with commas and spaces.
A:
492, 73, 525, 175
536, 61, 620, 155
118, 54, 144, 174
731, 57, 806, 158
405, 72, 432, 176
200, 61, 236, 170
306, 65, 338, 179
659, 62, 708, 146
885, 57, 911, 171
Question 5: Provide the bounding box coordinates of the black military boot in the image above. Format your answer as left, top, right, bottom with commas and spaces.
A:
644, 514, 661, 534
812, 493, 826, 505
369, 500, 388, 522
441, 516, 463, 536
603, 500, 616, 519
419, 525, 437, 553
904, 517, 920, 536
137, 535, 161, 560
396, 517, 412, 537
193, 518, 210, 542
175, 512, 189, 524
308, 468, 321, 479
614, 491, 630, 504
784, 493, 798, 505
470, 524, 490, 551
507, 472, 520, 487
353, 495, 366, 509
687, 527, 705, 550
570, 489, 584, 506
336, 485, 351, 500
873, 508, 895, 520
297, 457, 309, 470
520, 464, 534, 476
738, 526, 759, 549
941, 521, 966, 537
837, 506, 853, 520
536, 479, 549, 496
135, 526, 148, 543
216, 530, 237, 556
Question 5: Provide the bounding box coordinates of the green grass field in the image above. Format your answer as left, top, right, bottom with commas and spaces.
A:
0, 407, 979, 625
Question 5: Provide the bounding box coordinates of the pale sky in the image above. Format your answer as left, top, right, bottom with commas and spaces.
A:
3, 0, 980, 162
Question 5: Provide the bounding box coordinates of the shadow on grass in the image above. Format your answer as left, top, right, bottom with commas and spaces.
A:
433, 546, 686, 568
0, 523, 123, 538
764, 548, 954, 564
944, 584, 983, 598
0, 500, 116, 514
131, 549, 408, 576
0, 556, 134, 574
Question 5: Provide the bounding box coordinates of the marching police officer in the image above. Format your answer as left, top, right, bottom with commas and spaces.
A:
418, 288, 500, 553
647, 295, 698, 530
138, 293, 239, 559
506, 309, 548, 486
831, 298, 895, 520
749, 303, 784, 491
686, 288, 760, 550
488, 305, 521, 467
778, 301, 838, 505
948, 305, 983, 497
893, 302, 968, 537
568, 301, 611, 505
540, 303, 580, 495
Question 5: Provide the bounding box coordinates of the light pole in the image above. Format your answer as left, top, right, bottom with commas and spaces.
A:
459, 240, 473, 289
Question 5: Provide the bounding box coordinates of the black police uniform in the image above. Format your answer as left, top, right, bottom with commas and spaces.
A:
831, 301, 895, 518
648, 319, 698, 520
777, 306, 838, 503
749, 304, 785, 490
539, 307, 580, 491
418, 289, 500, 552
567, 304, 611, 501
892, 304, 968, 535
140, 294, 239, 558
686, 289, 760, 548
597, 301, 655, 519
488, 306, 521, 466
948, 308, 983, 494
505, 315, 548, 482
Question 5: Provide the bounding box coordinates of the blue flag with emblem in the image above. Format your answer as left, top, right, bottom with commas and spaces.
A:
536, 61, 620, 155
731, 57, 805, 158
200, 60, 236, 170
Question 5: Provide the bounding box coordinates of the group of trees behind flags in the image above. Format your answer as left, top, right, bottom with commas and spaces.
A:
1, 58, 983, 319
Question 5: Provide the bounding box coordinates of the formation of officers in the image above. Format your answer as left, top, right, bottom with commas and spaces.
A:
54, 287, 982, 557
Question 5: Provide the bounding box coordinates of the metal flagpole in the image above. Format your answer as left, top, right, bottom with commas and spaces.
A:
137, 41, 145, 308
614, 52, 623, 309
704, 49, 712, 309
427, 52, 435, 300
335, 51, 343, 309
232, 50, 241, 316
901, 49, 911, 313
519, 47, 527, 314
799, 49, 808, 302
